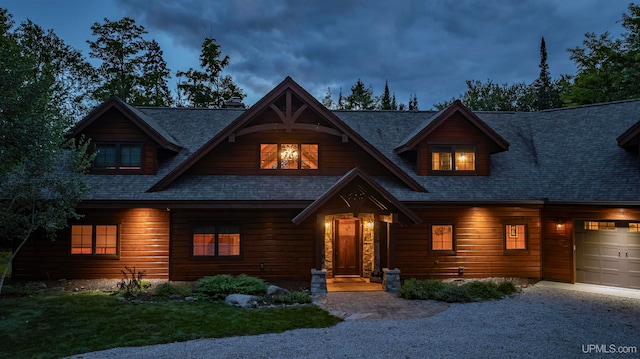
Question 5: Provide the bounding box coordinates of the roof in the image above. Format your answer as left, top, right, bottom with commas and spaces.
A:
72, 97, 182, 152
74, 82, 640, 205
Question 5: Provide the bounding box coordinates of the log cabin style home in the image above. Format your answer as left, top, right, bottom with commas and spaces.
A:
13, 76, 640, 292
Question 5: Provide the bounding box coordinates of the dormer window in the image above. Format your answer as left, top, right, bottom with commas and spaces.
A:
260, 143, 318, 170
431, 145, 475, 172
94, 143, 142, 170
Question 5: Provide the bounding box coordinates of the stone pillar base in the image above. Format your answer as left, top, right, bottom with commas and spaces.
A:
310, 269, 327, 294
382, 268, 401, 292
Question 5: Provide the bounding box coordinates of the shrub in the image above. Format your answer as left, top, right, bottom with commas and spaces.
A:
434, 285, 473, 303
398, 278, 444, 300
496, 280, 518, 295
465, 281, 503, 300
194, 274, 268, 300
273, 291, 312, 304
153, 283, 193, 299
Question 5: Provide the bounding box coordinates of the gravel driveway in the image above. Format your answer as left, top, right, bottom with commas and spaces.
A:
69, 283, 640, 358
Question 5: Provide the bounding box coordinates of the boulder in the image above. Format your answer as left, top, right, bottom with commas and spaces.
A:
225, 294, 262, 308
266, 285, 290, 297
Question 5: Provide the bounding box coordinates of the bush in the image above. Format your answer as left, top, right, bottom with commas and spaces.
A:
434, 285, 473, 303
153, 283, 193, 299
194, 274, 268, 300
398, 278, 444, 300
399, 278, 520, 303
496, 280, 518, 295
273, 291, 312, 304
465, 281, 503, 300
117, 266, 150, 299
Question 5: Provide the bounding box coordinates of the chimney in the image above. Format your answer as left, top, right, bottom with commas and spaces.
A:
223, 97, 246, 109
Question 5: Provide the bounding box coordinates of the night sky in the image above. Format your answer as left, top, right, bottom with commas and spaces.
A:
4, 0, 631, 108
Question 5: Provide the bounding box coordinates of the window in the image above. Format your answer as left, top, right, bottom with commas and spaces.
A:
193, 225, 241, 257
260, 143, 318, 170
584, 221, 615, 231
431, 145, 475, 171
630, 223, 640, 232
71, 224, 118, 255
505, 224, 527, 250
431, 225, 454, 251
94, 143, 142, 170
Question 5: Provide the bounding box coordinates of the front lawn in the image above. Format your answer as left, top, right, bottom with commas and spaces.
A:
0, 291, 340, 359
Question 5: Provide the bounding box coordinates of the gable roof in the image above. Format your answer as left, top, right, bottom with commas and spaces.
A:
394, 100, 509, 154
617, 116, 640, 150
71, 97, 182, 152
292, 168, 422, 225
148, 77, 426, 192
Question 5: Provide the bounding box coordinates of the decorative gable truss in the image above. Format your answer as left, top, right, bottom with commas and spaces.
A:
70, 97, 182, 174
149, 77, 426, 192
394, 100, 509, 176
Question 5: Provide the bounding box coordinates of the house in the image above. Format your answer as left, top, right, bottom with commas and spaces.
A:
12, 77, 640, 292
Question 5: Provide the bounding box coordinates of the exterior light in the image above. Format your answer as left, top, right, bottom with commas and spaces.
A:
367, 221, 373, 229
325, 222, 330, 228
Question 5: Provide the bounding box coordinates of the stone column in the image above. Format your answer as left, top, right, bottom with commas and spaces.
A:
382, 268, 401, 292
310, 269, 328, 294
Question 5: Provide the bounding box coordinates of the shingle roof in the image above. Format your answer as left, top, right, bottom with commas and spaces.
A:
79, 98, 640, 204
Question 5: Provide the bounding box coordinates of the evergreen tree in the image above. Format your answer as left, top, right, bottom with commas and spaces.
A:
345, 79, 376, 110
391, 93, 397, 110
532, 37, 561, 110
337, 87, 344, 110
176, 37, 245, 108
136, 39, 172, 106
379, 80, 393, 110
408, 93, 419, 110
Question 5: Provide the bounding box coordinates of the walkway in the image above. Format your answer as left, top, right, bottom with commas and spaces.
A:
313, 291, 449, 321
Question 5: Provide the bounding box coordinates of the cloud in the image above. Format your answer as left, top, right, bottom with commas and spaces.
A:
116, 0, 628, 108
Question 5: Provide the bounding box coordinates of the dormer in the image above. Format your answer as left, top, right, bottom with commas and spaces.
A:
70, 97, 181, 175
394, 100, 509, 176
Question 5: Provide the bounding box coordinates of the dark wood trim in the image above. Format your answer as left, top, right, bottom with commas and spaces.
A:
148, 77, 426, 193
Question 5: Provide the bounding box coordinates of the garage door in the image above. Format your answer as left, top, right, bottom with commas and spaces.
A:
575, 220, 640, 290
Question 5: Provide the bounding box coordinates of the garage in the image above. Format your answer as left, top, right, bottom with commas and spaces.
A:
575, 220, 640, 289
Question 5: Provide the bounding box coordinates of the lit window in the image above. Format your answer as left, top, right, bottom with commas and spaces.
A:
193, 225, 241, 257
260, 143, 318, 170
432, 225, 453, 251
71, 224, 118, 255
630, 223, 640, 232
301, 144, 319, 169
505, 224, 526, 250
94, 144, 142, 170
584, 221, 615, 231
432, 145, 475, 171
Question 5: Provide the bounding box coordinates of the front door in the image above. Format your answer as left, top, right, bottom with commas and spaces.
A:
334, 218, 360, 276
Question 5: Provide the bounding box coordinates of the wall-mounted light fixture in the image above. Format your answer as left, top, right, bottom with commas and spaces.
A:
556, 219, 565, 231
366, 221, 373, 229
325, 222, 330, 228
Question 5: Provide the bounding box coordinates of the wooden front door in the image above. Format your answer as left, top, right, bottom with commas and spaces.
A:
334, 219, 360, 276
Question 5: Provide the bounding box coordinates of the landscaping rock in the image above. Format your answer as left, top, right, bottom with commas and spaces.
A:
225, 294, 262, 308
266, 285, 290, 297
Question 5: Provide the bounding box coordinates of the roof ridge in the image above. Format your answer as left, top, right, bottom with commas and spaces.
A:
538, 98, 640, 112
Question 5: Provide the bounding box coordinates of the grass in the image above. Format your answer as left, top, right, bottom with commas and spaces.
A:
0, 291, 341, 359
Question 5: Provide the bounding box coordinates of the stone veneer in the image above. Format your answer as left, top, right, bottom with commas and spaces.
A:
323, 213, 376, 278
382, 268, 401, 292
310, 269, 327, 294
